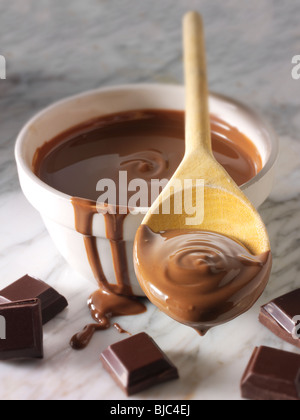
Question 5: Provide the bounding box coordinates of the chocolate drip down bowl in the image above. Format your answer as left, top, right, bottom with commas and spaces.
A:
15, 84, 278, 301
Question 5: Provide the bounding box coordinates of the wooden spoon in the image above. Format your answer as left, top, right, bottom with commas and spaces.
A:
138, 11, 270, 256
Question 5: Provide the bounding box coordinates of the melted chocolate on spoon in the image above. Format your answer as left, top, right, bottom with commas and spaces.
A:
135, 226, 272, 334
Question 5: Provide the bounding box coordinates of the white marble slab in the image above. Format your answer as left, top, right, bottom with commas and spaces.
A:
0, 0, 300, 400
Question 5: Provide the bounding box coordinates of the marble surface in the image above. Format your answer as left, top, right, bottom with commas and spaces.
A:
0, 0, 300, 400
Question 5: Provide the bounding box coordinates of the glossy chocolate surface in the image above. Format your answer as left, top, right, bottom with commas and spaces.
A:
259, 288, 300, 348
241, 346, 300, 400
100, 332, 179, 395
33, 110, 262, 202
0, 275, 68, 325
135, 226, 272, 334
0, 298, 43, 360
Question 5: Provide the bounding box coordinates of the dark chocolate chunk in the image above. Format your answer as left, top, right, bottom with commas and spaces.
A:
0, 296, 11, 305
0, 275, 68, 324
259, 289, 300, 348
100, 332, 179, 395
241, 346, 300, 400
0, 298, 43, 360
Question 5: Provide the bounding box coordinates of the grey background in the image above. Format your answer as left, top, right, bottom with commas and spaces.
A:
1, 1, 299, 160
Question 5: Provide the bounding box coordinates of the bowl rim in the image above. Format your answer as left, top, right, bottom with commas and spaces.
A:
15, 83, 279, 209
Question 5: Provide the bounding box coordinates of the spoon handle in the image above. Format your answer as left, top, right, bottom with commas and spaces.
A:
183, 11, 212, 156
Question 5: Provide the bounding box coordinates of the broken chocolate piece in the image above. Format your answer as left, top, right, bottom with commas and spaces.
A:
241, 346, 300, 400
259, 289, 300, 348
100, 332, 179, 395
0, 298, 43, 360
0, 296, 11, 305
0, 275, 68, 324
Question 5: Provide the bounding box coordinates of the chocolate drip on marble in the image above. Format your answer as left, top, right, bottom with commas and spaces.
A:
70, 197, 146, 350
113, 323, 131, 335
70, 323, 109, 350
70, 321, 131, 351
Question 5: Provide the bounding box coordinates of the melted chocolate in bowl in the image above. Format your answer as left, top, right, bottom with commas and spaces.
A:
34, 110, 262, 200
33, 110, 264, 347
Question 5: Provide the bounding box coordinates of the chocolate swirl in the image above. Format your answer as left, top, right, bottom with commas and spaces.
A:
120, 150, 168, 179
134, 226, 272, 334
167, 243, 231, 284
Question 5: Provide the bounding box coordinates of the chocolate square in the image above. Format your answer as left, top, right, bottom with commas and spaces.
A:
259, 289, 300, 348
241, 346, 300, 400
0, 298, 43, 360
0, 275, 68, 324
100, 332, 179, 395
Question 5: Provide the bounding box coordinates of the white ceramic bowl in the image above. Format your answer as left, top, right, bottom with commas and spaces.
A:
15, 84, 278, 296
